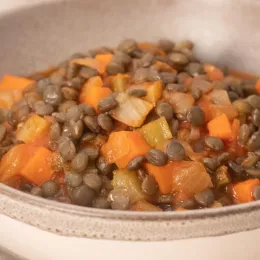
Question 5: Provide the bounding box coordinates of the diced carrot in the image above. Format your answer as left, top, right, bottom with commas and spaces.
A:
79, 76, 103, 103
131, 200, 162, 212
0, 144, 38, 182
87, 86, 111, 112
208, 113, 232, 140
138, 42, 167, 57
20, 147, 53, 185
231, 179, 260, 204
255, 79, 260, 94
116, 132, 150, 169
71, 58, 107, 74
171, 161, 212, 196
101, 131, 129, 163
0, 75, 34, 108
101, 131, 150, 169
79, 76, 112, 112
95, 54, 113, 69
204, 64, 224, 81
16, 114, 51, 144
0, 74, 34, 90
145, 162, 175, 194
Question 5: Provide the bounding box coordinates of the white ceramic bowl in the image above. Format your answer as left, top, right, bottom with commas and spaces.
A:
1, 1, 260, 259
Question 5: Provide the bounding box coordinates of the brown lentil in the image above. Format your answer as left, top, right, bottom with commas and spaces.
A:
83, 116, 100, 133
34, 101, 54, 116
62, 87, 79, 101
166, 141, 185, 161
72, 185, 96, 206
92, 197, 110, 209
248, 132, 260, 152
141, 175, 158, 195
58, 100, 77, 113
66, 173, 83, 188
80, 132, 96, 144
127, 88, 147, 97
96, 156, 113, 175
170, 118, 179, 137
43, 85, 62, 106
185, 62, 203, 77
106, 62, 125, 75
78, 104, 96, 116
139, 52, 154, 67
71, 152, 88, 173
205, 136, 224, 151
146, 149, 168, 166
156, 102, 174, 121
82, 146, 100, 161
247, 95, 260, 109
50, 121, 61, 141
98, 95, 118, 113
42, 181, 59, 198
127, 156, 146, 171
186, 106, 205, 126
252, 109, 260, 127
238, 124, 250, 145
30, 186, 43, 197
137, 168, 148, 182
160, 72, 177, 85
79, 67, 98, 79
58, 137, 76, 161
158, 39, 174, 53
117, 39, 137, 54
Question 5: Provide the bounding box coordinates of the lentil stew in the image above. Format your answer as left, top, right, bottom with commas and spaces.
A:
0, 39, 260, 212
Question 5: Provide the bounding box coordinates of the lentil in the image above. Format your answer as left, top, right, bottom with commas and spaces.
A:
146, 149, 168, 166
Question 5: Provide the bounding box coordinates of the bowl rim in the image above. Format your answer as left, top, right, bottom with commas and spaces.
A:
2, 183, 260, 241
1, 183, 260, 220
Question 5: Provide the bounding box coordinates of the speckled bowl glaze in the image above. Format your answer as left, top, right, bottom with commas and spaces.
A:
1, 0, 260, 259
